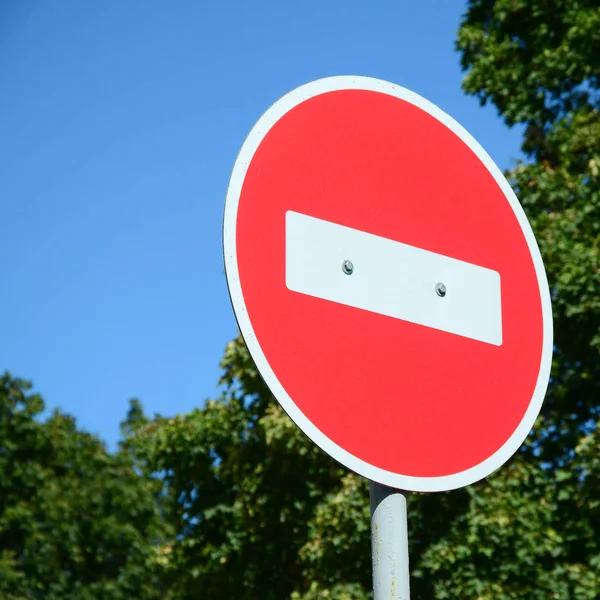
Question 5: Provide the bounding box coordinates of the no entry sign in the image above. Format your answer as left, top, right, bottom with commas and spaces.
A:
223, 76, 553, 492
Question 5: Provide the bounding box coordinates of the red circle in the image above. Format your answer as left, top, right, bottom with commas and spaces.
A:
236, 89, 543, 477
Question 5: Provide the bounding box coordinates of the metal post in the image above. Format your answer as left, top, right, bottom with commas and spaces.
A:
369, 481, 410, 600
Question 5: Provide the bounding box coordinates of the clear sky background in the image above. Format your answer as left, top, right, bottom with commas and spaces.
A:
0, 0, 523, 448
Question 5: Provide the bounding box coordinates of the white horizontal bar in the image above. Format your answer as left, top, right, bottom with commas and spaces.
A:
285, 211, 502, 346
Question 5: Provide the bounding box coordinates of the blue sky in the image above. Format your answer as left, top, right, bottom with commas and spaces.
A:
0, 0, 523, 448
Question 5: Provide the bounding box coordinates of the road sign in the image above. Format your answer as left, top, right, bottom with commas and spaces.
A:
223, 76, 553, 492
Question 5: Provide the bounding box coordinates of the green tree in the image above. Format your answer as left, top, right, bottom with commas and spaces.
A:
0, 373, 169, 599
132, 338, 368, 600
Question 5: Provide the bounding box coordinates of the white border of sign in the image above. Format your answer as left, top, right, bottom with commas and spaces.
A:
223, 76, 553, 492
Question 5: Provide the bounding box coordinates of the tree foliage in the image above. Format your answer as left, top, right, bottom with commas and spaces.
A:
132, 339, 368, 599
0, 373, 168, 599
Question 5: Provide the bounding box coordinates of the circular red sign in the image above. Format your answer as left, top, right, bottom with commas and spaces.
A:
224, 77, 552, 491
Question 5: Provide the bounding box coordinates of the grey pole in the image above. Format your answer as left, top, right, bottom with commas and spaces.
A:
369, 481, 410, 600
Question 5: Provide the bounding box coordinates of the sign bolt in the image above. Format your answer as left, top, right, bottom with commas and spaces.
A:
435, 282, 447, 297
342, 259, 354, 275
